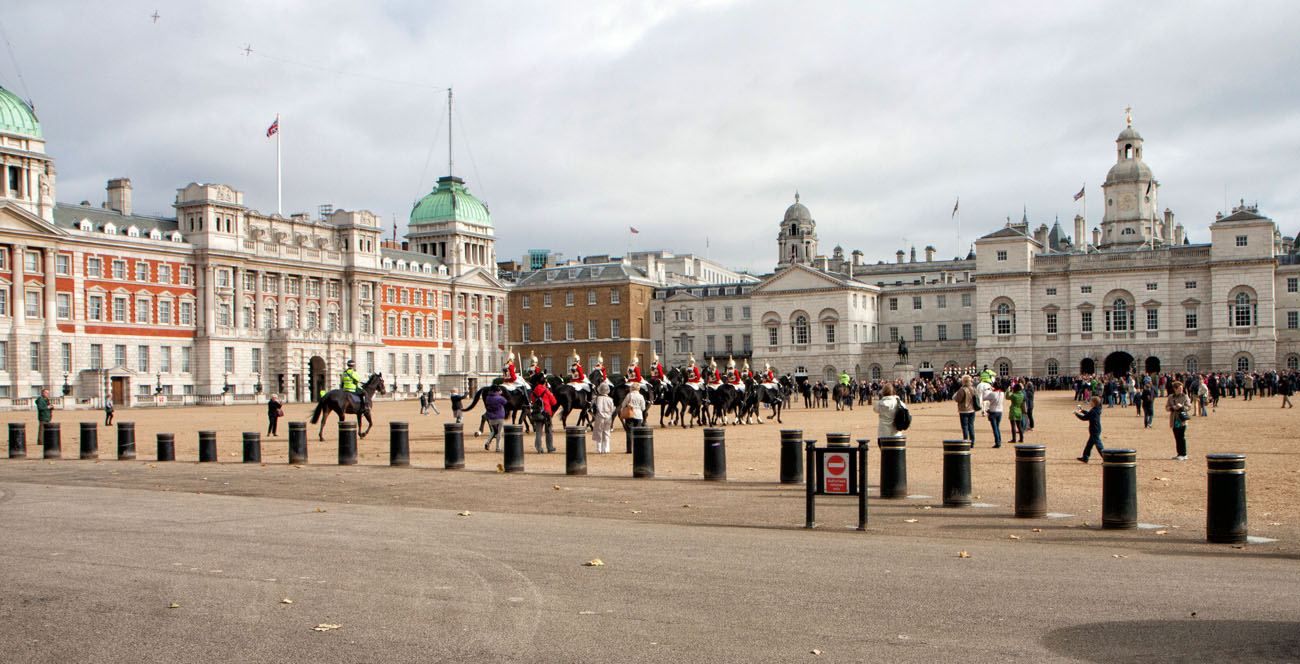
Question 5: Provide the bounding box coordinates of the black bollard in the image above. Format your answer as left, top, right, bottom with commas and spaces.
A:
633, 426, 655, 478
779, 429, 803, 484
42, 423, 61, 459
8, 422, 25, 459
242, 432, 261, 463
288, 422, 308, 465
502, 424, 524, 473
156, 433, 175, 462
878, 435, 908, 499
942, 439, 972, 507
565, 426, 587, 475
1101, 449, 1137, 529
198, 431, 217, 463
703, 428, 727, 481
443, 422, 465, 469
389, 421, 410, 466
79, 422, 99, 460
116, 422, 136, 461
1206, 454, 1247, 544
826, 432, 851, 447
338, 422, 358, 465
1014, 444, 1047, 518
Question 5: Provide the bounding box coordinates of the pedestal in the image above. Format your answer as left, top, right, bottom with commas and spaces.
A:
892, 362, 917, 381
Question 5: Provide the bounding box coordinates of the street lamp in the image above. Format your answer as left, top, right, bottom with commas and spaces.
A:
155, 372, 163, 395
255, 371, 263, 394
222, 372, 231, 394
62, 372, 70, 396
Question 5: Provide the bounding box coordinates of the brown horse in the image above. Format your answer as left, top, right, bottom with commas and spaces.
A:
310, 373, 386, 441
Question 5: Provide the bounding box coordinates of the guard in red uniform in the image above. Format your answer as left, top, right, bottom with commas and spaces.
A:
626, 355, 643, 383
686, 355, 702, 388
569, 349, 590, 391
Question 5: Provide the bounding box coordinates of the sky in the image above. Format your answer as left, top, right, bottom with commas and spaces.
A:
3, 0, 1299, 274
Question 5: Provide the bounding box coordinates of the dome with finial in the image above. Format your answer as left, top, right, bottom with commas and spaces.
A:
409, 175, 492, 226
783, 191, 811, 222
0, 86, 41, 139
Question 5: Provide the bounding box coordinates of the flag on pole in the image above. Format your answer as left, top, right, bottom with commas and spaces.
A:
266, 118, 279, 138
629, 226, 639, 234
1073, 185, 1085, 201
951, 197, 959, 218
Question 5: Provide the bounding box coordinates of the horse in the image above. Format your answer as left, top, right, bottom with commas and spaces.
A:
832, 383, 853, 411
547, 374, 594, 427
741, 380, 784, 424
670, 371, 707, 428
311, 373, 386, 441
462, 380, 533, 433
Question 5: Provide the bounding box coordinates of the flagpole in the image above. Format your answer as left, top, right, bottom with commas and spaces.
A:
276, 113, 282, 215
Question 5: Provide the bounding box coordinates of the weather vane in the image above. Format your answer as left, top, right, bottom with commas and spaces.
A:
1125, 105, 1133, 127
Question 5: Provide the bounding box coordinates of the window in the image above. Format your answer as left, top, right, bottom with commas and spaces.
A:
30, 342, 41, 371
912, 296, 922, 310
724, 307, 733, 321
1232, 292, 1254, 327
61, 343, 71, 373
962, 323, 972, 340
998, 361, 1010, 377
1081, 310, 1093, 333
742, 334, 752, 352
111, 260, 126, 279
825, 324, 836, 343
934, 295, 946, 310
217, 302, 231, 327
25, 251, 40, 273
565, 291, 574, 307
25, 291, 40, 318
961, 293, 972, 307
158, 264, 171, 284
588, 320, 597, 339
224, 347, 235, 373
996, 250, 1007, 261
114, 344, 126, 368
705, 335, 716, 354
1289, 311, 1299, 330
1144, 282, 1158, 292
994, 302, 1014, 335
653, 310, 663, 323
180, 301, 194, 325
543, 293, 552, 307
135, 262, 149, 281
1105, 299, 1129, 332
1236, 235, 1248, 247
159, 300, 173, 325
89, 344, 103, 370
768, 327, 778, 346
136, 298, 150, 323
543, 322, 553, 341
1289, 356, 1300, 371
706, 308, 715, 322
565, 321, 574, 340
52, 293, 70, 320
521, 323, 531, 342
1046, 359, 1059, 377
1147, 309, 1159, 330
1237, 356, 1251, 371
87, 257, 102, 277
610, 289, 620, 304
88, 295, 104, 321
56, 254, 70, 275
138, 346, 150, 372
179, 267, 193, 285
112, 297, 127, 322
1046, 312, 1057, 334
611, 319, 621, 338
792, 316, 809, 345
871, 366, 881, 381
521, 294, 530, 309
1290, 278, 1298, 294
181, 347, 192, 373
1185, 281, 1196, 289
888, 298, 898, 311
1185, 308, 1198, 330
587, 290, 596, 305
889, 327, 899, 343
742, 306, 751, 320
0, 289, 6, 316
912, 325, 922, 341
160, 347, 171, 373
937, 324, 947, 341
1046, 288, 1056, 296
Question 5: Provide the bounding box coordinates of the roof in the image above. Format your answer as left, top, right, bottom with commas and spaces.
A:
0, 86, 41, 139
1216, 209, 1269, 223
409, 175, 492, 226
53, 202, 179, 235
514, 262, 651, 287
380, 246, 445, 268
979, 226, 1033, 240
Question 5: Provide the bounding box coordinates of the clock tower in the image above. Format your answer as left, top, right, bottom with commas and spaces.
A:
1099, 109, 1165, 248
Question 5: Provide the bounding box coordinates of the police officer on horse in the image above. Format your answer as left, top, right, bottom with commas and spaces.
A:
341, 359, 368, 411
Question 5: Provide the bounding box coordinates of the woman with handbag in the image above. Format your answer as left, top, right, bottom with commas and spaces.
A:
1166, 381, 1193, 461
267, 394, 284, 436
591, 383, 616, 454
619, 386, 646, 455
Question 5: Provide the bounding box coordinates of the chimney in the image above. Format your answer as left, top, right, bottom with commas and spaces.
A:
106, 178, 132, 215
1091, 227, 1101, 247
1163, 208, 1174, 244
1074, 215, 1086, 252
1034, 224, 1048, 246
924, 245, 935, 262
1174, 224, 1185, 245
909, 246, 917, 263
895, 250, 905, 264
851, 249, 863, 267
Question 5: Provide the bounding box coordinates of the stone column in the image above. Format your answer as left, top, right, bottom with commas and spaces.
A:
253, 268, 263, 329
202, 264, 216, 336
43, 248, 58, 389
12, 243, 25, 327
233, 265, 245, 329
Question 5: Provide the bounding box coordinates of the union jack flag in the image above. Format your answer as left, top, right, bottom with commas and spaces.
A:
266, 118, 279, 138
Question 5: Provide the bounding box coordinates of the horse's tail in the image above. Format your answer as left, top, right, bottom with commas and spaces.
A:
310, 396, 325, 424
464, 387, 483, 413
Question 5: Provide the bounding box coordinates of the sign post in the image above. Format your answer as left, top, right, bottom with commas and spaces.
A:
804, 439, 869, 531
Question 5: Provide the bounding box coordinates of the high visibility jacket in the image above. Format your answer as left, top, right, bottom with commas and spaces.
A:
341, 368, 362, 391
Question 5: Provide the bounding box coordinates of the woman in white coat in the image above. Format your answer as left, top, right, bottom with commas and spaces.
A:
591, 383, 616, 454
874, 383, 903, 439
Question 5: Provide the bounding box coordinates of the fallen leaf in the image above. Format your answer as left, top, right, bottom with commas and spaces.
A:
584, 559, 605, 567
1112, 554, 1127, 559
922, 506, 932, 510
496, 463, 505, 473
811, 649, 823, 655
280, 598, 294, 604
903, 518, 919, 524
553, 485, 562, 490
458, 511, 472, 517
168, 602, 181, 609
957, 551, 971, 559
1154, 477, 1171, 482
1031, 528, 1042, 533
1008, 535, 1021, 540
682, 504, 692, 508
630, 510, 642, 514
314, 508, 327, 513
1232, 544, 1246, 550
1155, 530, 1168, 535
578, 610, 597, 615
746, 467, 756, 471
1269, 522, 1282, 526
312, 623, 342, 632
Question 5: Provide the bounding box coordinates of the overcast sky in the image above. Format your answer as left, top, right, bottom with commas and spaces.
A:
4, 1, 1299, 273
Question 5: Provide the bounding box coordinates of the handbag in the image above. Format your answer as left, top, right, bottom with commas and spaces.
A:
276, 408, 285, 417
619, 404, 637, 421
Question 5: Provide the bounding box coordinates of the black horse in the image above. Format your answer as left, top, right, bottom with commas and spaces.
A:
547, 375, 594, 427
311, 373, 386, 441
463, 381, 533, 433
740, 380, 784, 424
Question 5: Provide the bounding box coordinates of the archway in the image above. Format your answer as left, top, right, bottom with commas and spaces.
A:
1144, 356, 1161, 374
309, 356, 327, 400
1080, 358, 1096, 375
1104, 351, 1134, 377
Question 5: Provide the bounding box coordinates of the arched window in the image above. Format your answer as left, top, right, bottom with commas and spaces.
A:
1185, 356, 1198, 373
1288, 355, 1299, 371
997, 361, 1010, 377
870, 365, 881, 381
1232, 292, 1254, 327
1046, 359, 1059, 377
1107, 298, 1130, 332
993, 301, 1015, 335
792, 315, 809, 345
1237, 355, 1251, 372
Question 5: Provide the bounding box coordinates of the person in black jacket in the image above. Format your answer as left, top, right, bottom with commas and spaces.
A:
1075, 396, 1105, 463
267, 395, 283, 436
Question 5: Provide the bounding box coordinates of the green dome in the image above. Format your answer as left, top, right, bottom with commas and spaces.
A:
0, 86, 41, 139
409, 176, 492, 226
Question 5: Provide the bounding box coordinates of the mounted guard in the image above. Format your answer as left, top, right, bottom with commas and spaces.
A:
502, 352, 528, 391
626, 354, 644, 390
591, 354, 607, 384
568, 349, 591, 392
528, 352, 544, 380
760, 362, 779, 389
706, 358, 724, 390
341, 359, 367, 411
651, 352, 669, 386
726, 355, 744, 392
685, 354, 703, 390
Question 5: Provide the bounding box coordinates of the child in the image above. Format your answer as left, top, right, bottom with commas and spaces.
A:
1074, 396, 1104, 463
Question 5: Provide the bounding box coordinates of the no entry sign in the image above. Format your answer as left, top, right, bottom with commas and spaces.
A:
823, 452, 850, 494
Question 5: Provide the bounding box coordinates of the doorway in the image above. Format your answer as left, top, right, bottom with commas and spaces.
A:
309, 356, 327, 400
1104, 351, 1135, 377
1144, 356, 1161, 374
110, 377, 126, 405
1080, 358, 1096, 375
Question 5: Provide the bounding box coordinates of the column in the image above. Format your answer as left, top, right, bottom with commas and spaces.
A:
278, 271, 290, 328
253, 268, 263, 329
202, 264, 216, 336
12, 243, 25, 327
43, 248, 57, 390
43, 247, 56, 332
233, 265, 245, 330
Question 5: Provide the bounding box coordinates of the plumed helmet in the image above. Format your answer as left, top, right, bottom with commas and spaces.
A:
507, 351, 515, 362
652, 352, 660, 364
688, 354, 696, 365
572, 349, 580, 362
596, 353, 604, 364
631, 354, 639, 366
529, 352, 539, 364
727, 355, 735, 368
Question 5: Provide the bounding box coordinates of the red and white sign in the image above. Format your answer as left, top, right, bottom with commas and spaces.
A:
823, 452, 850, 494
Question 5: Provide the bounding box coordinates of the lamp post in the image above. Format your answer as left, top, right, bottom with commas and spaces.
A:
155, 372, 162, 395
62, 372, 70, 396
222, 372, 231, 394
255, 372, 262, 394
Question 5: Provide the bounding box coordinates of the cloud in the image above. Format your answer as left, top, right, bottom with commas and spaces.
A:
3, 0, 1299, 273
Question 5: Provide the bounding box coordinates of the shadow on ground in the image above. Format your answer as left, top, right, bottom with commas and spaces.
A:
1041, 620, 1300, 662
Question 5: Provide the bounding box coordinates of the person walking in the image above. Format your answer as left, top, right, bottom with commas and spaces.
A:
426, 389, 441, 415
1007, 383, 1026, 443
35, 388, 53, 448
591, 383, 616, 454
1074, 396, 1105, 463
1280, 375, 1293, 409
982, 381, 1006, 448
619, 385, 647, 454
419, 390, 428, 415
1166, 381, 1193, 461
266, 394, 283, 436
1023, 381, 1036, 431
954, 375, 978, 443
104, 396, 115, 426
482, 387, 507, 452
1197, 380, 1210, 416
531, 382, 557, 453
1139, 383, 1155, 428
874, 384, 902, 439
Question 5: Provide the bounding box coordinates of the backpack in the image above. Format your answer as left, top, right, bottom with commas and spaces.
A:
893, 402, 912, 431
530, 395, 549, 423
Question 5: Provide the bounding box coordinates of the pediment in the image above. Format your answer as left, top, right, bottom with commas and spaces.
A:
752, 264, 847, 294
452, 267, 504, 290
0, 202, 67, 237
